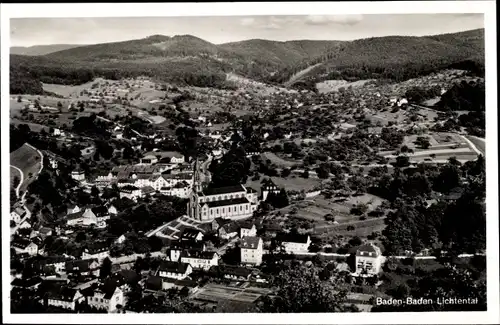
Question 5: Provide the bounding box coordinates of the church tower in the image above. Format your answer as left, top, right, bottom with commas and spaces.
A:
188, 159, 203, 220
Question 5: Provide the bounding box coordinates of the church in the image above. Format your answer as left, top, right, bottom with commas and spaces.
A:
187, 161, 259, 221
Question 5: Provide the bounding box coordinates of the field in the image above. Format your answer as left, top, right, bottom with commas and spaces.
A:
466, 135, 486, 155
245, 175, 321, 195
261, 152, 300, 168
10, 143, 43, 194
316, 79, 374, 94
191, 282, 271, 310
10, 166, 22, 196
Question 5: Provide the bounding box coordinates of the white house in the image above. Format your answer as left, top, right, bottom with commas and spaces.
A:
66, 208, 97, 227
157, 261, 193, 280
240, 223, 257, 238
10, 207, 26, 224
119, 186, 142, 201
84, 280, 124, 312
140, 155, 159, 165
18, 220, 32, 229
355, 244, 383, 276
12, 239, 38, 256
261, 179, 280, 201
115, 235, 127, 245
278, 234, 311, 254
71, 169, 86, 182
180, 251, 218, 271
67, 204, 80, 215
81, 245, 109, 262
240, 236, 263, 266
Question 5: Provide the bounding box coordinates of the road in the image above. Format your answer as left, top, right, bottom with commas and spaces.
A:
465, 135, 485, 155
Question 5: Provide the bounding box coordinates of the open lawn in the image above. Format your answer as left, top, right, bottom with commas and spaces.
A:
10, 143, 42, 194
261, 152, 300, 168
10, 166, 22, 195
245, 175, 321, 195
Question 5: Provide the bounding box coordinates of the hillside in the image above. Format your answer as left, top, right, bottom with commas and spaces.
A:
9, 29, 484, 94
10, 44, 86, 56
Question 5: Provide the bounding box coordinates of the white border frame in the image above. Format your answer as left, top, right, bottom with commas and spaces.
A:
1, 2, 498, 324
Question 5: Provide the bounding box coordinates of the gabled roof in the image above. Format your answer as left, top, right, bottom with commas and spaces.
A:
158, 261, 191, 274
98, 278, 120, 299
202, 185, 245, 196
13, 207, 26, 216
241, 236, 262, 249
206, 197, 249, 208
212, 265, 252, 278
12, 238, 36, 249
181, 228, 203, 240
170, 240, 205, 251
276, 233, 310, 244
66, 210, 86, 220
46, 286, 79, 302
181, 250, 217, 260
39, 227, 53, 235
356, 244, 382, 257
91, 206, 108, 217
65, 259, 99, 272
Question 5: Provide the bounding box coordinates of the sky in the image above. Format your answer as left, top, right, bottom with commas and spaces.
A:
10, 14, 484, 47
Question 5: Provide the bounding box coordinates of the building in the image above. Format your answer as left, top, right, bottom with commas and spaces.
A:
12, 239, 38, 256
180, 228, 204, 242
119, 186, 142, 201
140, 155, 159, 165
81, 243, 109, 262
65, 259, 100, 277
210, 265, 252, 281
67, 204, 80, 215
71, 169, 86, 182
180, 250, 218, 271
240, 222, 257, 238
90, 206, 111, 228
10, 207, 26, 224
45, 286, 84, 311
33, 255, 71, 274
277, 233, 311, 254
66, 208, 98, 227
217, 222, 240, 240
39, 227, 53, 237
168, 240, 206, 262
355, 244, 383, 276
240, 236, 263, 266
18, 220, 32, 229
261, 178, 280, 201
156, 261, 193, 280
82, 280, 124, 312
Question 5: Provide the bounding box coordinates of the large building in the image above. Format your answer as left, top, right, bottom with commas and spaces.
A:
187, 161, 259, 222
240, 236, 263, 266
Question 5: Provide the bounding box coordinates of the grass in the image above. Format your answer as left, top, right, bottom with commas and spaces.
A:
10, 143, 42, 194
261, 152, 300, 168
10, 166, 21, 194
245, 175, 321, 195
316, 79, 373, 94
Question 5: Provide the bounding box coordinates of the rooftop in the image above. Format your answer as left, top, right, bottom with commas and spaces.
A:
206, 197, 250, 208
201, 185, 246, 196
241, 236, 262, 249
158, 261, 191, 274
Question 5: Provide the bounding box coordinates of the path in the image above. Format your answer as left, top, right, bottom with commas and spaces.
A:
10, 165, 24, 199
284, 63, 322, 87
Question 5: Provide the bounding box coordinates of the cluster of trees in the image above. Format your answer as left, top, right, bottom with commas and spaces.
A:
405, 85, 442, 104
381, 156, 485, 255
72, 114, 111, 137
437, 80, 485, 112
209, 146, 251, 187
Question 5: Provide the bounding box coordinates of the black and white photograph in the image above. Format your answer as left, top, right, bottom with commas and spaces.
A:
1, 2, 498, 324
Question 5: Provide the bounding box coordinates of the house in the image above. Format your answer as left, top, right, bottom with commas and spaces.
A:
180, 250, 218, 271
115, 235, 127, 245
82, 279, 124, 312
217, 222, 240, 240
71, 169, 86, 182
180, 228, 204, 242
156, 261, 193, 280
150, 151, 185, 164
81, 243, 109, 262
240, 236, 263, 266
18, 220, 32, 229
67, 204, 80, 215
261, 178, 280, 201
107, 204, 118, 215
239, 222, 257, 238
276, 233, 311, 254
119, 185, 142, 201
45, 286, 84, 311
140, 154, 158, 165
66, 208, 97, 227
90, 206, 111, 228
33, 256, 71, 274
211, 265, 252, 281
12, 238, 38, 256
10, 207, 26, 223
355, 244, 383, 276
65, 259, 100, 277
11, 276, 43, 290
168, 240, 206, 262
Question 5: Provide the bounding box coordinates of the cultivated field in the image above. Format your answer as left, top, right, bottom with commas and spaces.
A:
316, 79, 374, 94
10, 143, 42, 194
191, 282, 271, 310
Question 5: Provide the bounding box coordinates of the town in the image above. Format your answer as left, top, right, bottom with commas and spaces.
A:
8, 18, 487, 314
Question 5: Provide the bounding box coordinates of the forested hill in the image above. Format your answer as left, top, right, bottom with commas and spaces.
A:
10, 44, 86, 56
9, 29, 484, 94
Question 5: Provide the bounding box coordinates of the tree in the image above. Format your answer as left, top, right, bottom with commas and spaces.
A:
258, 263, 358, 312
395, 155, 410, 168
99, 257, 112, 279
414, 136, 431, 149
266, 189, 289, 209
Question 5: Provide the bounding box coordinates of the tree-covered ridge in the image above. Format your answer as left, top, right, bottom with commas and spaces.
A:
10, 29, 484, 94
437, 80, 485, 111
